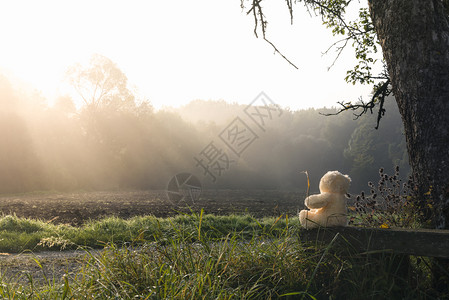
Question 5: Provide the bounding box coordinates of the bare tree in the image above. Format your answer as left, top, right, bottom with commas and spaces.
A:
66, 54, 134, 111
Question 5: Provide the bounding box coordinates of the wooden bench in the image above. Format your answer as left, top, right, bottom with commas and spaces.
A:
300, 226, 449, 258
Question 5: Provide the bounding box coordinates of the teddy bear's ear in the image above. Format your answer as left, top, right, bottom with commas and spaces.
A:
322, 171, 337, 186
344, 174, 352, 182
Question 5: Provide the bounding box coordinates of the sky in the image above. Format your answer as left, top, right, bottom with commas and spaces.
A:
0, 0, 378, 111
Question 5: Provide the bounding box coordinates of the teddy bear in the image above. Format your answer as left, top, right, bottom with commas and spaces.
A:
299, 171, 351, 229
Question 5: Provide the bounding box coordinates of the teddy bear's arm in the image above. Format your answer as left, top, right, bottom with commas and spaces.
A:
305, 194, 330, 209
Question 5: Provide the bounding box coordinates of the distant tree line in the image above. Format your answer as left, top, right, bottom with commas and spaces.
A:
0, 71, 408, 195
177, 97, 409, 193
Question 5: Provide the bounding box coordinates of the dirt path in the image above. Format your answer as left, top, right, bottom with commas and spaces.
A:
0, 249, 94, 285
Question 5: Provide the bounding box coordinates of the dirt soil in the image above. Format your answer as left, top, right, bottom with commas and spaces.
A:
0, 190, 303, 226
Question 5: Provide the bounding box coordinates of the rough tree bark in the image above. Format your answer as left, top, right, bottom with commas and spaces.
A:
369, 0, 449, 291
369, 0, 449, 230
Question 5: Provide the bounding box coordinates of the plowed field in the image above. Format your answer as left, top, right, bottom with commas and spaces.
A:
0, 190, 304, 226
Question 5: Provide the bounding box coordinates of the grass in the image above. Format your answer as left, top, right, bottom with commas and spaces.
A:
0, 211, 445, 299
0, 212, 291, 253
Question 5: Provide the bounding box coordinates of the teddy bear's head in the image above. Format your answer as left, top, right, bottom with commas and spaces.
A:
319, 171, 351, 194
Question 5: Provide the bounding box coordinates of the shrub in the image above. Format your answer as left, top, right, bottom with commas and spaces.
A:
348, 166, 421, 228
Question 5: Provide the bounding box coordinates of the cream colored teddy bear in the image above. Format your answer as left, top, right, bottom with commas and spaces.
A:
299, 171, 351, 229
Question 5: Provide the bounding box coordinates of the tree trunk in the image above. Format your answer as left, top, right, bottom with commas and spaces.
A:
368, 0, 449, 292
368, 0, 449, 229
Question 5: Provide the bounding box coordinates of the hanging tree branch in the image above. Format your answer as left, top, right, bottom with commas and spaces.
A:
243, 0, 299, 69
240, 0, 392, 127
321, 76, 391, 129
285, 0, 294, 24
263, 37, 299, 69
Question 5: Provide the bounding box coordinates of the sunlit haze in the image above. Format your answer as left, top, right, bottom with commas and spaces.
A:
0, 1, 409, 215
0, 0, 375, 111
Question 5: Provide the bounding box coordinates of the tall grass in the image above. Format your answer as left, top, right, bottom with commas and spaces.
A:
0, 211, 442, 299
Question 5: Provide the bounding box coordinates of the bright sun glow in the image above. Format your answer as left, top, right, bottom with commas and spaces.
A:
0, 0, 376, 110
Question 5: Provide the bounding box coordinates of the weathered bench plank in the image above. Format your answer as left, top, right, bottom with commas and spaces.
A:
300, 226, 449, 258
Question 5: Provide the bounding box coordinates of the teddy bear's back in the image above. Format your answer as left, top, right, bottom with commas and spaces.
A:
319, 193, 347, 226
